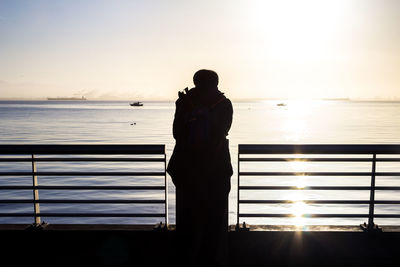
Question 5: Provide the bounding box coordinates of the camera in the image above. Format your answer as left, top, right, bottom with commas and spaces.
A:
178, 87, 189, 99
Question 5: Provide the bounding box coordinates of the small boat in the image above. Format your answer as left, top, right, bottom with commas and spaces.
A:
277, 103, 287, 106
130, 101, 143, 106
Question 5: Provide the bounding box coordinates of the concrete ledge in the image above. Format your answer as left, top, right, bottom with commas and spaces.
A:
1, 224, 400, 266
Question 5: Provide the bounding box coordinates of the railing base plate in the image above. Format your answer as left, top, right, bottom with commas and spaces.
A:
153, 221, 168, 231
235, 222, 250, 232
25, 222, 49, 231
360, 222, 382, 232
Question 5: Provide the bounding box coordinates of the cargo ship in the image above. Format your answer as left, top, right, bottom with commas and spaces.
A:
47, 96, 87, 100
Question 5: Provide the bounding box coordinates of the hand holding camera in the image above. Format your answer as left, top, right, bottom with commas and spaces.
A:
178, 87, 189, 99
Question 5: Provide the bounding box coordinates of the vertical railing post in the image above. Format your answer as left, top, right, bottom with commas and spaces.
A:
367, 153, 376, 229
164, 153, 168, 226
236, 148, 240, 229
31, 154, 41, 225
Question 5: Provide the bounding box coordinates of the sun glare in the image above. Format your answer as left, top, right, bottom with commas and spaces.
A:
295, 177, 306, 190
292, 201, 308, 227
250, 0, 351, 61
289, 160, 307, 171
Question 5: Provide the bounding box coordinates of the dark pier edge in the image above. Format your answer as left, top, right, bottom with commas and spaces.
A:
1, 224, 400, 266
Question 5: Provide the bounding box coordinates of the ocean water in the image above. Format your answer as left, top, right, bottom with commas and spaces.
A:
0, 99, 400, 226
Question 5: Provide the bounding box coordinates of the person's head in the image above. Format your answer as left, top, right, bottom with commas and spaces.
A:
193, 69, 218, 89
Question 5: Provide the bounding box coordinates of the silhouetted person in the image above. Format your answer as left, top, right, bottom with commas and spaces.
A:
167, 69, 233, 266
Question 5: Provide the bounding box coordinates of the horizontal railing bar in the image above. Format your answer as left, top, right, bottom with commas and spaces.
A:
239, 144, 400, 154
0, 144, 165, 155
5, 171, 396, 177
0, 186, 165, 190
1, 199, 392, 205
367, 200, 400, 204
240, 172, 370, 176
239, 200, 369, 204
239, 213, 400, 218
239, 200, 400, 204
239, 172, 400, 176
0, 158, 165, 162
0, 199, 166, 204
373, 214, 400, 218
239, 213, 369, 218
376, 158, 400, 162
8, 157, 400, 163
0, 213, 166, 217
0, 172, 166, 176
239, 157, 400, 162
374, 173, 400, 176
4, 157, 399, 162
239, 186, 400, 190
5, 185, 399, 191
240, 158, 374, 162
240, 186, 370, 190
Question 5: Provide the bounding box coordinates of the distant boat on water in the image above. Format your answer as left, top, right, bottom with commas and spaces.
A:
47, 96, 87, 101
130, 101, 143, 106
277, 103, 287, 106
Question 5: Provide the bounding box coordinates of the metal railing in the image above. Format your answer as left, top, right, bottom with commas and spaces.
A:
0, 145, 168, 225
237, 144, 400, 230
2, 144, 400, 230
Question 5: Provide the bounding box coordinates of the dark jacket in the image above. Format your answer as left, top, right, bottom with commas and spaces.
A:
167, 86, 233, 190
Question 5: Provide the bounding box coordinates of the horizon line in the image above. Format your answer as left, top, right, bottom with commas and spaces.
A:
1, 97, 400, 102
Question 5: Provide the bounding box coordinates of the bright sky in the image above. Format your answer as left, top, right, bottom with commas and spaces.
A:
1, 0, 400, 100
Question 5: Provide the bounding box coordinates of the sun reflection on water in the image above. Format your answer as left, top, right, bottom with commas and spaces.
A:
289, 159, 309, 227
283, 120, 306, 142
292, 201, 308, 227
289, 160, 307, 189
279, 99, 323, 142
